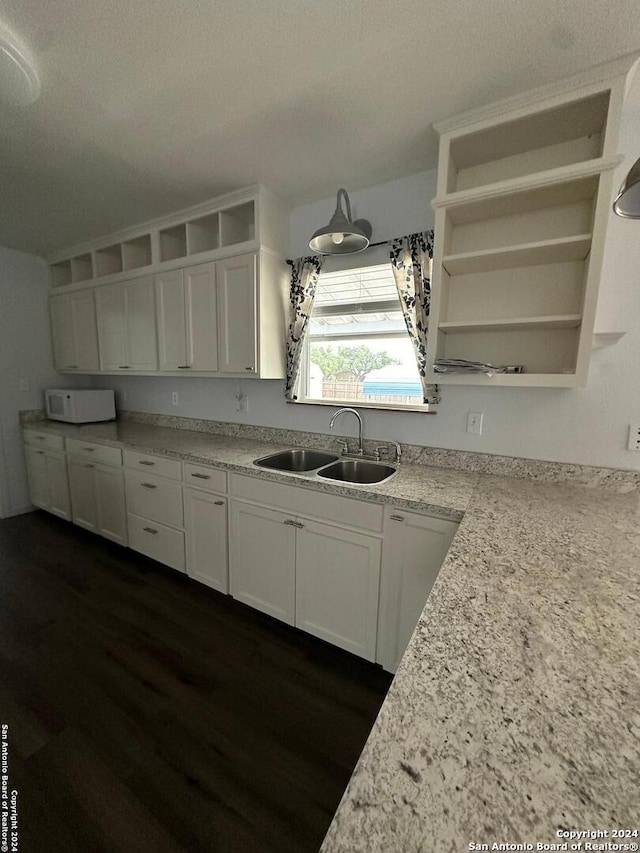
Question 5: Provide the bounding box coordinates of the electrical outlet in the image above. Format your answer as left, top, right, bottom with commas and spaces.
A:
627, 423, 640, 451
235, 391, 249, 413
467, 412, 484, 435
172, 392, 179, 406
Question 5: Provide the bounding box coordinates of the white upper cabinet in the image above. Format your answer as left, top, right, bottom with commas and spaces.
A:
186, 262, 219, 371
50, 290, 99, 371
96, 276, 158, 371
427, 57, 638, 387
46, 186, 288, 379
156, 262, 219, 372
156, 269, 188, 371
217, 254, 257, 375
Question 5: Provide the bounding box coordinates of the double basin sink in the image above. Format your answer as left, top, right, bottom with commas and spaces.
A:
254, 448, 397, 484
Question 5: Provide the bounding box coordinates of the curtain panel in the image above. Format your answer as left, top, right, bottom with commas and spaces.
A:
284, 256, 323, 400
389, 231, 440, 405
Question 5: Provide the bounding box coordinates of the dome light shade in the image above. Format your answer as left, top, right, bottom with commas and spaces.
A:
309, 188, 372, 254
613, 156, 640, 218
0, 22, 40, 106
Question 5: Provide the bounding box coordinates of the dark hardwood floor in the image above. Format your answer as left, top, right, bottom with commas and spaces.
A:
0, 511, 391, 853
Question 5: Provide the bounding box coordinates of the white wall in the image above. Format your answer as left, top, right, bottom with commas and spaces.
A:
0, 246, 86, 517
100, 119, 640, 473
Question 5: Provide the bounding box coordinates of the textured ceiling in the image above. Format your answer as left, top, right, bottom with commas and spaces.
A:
1, 0, 640, 256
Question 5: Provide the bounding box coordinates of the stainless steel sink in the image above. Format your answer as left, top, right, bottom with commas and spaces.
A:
254, 448, 339, 472
317, 459, 397, 484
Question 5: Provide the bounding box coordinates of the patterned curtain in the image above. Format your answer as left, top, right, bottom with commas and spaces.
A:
285, 256, 323, 400
389, 231, 440, 405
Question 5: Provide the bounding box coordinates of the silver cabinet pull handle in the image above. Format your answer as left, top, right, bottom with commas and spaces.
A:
177, 365, 191, 369
283, 519, 304, 529
35, 450, 45, 455
37, 436, 45, 440
143, 527, 158, 535
214, 500, 225, 506
68, 364, 78, 369
141, 482, 157, 489
244, 366, 253, 371
85, 464, 95, 469
118, 365, 131, 369
139, 460, 155, 466
390, 514, 404, 522
191, 473, 210, 480
82, 447, 95, 452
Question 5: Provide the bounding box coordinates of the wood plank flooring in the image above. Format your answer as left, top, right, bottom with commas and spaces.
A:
0, 511, 391, 853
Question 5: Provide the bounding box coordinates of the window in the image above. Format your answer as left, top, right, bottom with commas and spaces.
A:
300, 262, 425, 408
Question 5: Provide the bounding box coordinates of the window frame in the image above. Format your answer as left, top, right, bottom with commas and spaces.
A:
295, 257, 432, 412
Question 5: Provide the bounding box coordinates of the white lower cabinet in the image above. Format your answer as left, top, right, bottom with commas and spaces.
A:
124, 450, 185, 572
229, 501, 296, 624
25, 446, 71, 520
377, 508, 459, 672
295, 520, 381, 661
67, 455, 127, 545
127, 514, 185, 572
184, 488, 228, 593
24, 432, 459, 669
228, 476, 383, 661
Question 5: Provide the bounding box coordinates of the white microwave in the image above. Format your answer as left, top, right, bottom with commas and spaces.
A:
45, 389, 116, 423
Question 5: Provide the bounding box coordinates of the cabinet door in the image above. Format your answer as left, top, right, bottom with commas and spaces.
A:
229, 500, 295, 624
377, 510, 458, 672
295, 520, 381, 661
67, 457, 98, 532
50, 295, 77, 370
217, 254, 257, 374
71, 290, 100, 370
96, 283, 128, 370
95, 464, 127, 545
156, 269, 188, 371
184, 488, 228, 593
123, 277, 158, 371
25, 446, 49, 509
45, 451, 71, 521
185, 262, 218, 371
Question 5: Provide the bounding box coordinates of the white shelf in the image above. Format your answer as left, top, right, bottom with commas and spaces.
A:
435, 166, 610, 224
122, 235, 152, 271
443, 234, 591, 275
95, 244, 123, 277
592, 331, 626, 350
430, 371, 582, 388
439, 314, 582, 333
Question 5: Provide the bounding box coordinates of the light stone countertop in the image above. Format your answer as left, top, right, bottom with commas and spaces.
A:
22, 419, 640, 848
23, 419, 477, 521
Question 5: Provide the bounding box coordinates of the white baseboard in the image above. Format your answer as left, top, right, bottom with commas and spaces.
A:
1, 503, 36, 519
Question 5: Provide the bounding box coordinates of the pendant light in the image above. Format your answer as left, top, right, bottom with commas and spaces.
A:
613, 156, 640, 218
309, 188, 372, 254
0, 21, 40, 106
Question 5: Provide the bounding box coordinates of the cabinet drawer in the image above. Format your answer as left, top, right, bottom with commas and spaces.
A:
24, 430, 65, 451
183, 462, 227, 494
127, 513, 185, 572
124, 469, 183, 528
123, 449, 182, 481
230, 473, 383, 532
66, 438, 122, 467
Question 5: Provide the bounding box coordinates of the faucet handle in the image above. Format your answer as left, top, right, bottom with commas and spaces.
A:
374, 445, 388, 461
391, 441, 402, 463
334, 438, 349, 454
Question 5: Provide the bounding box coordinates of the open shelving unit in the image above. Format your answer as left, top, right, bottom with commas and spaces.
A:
426, 57, 637, 387
47, 193, 269, 288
